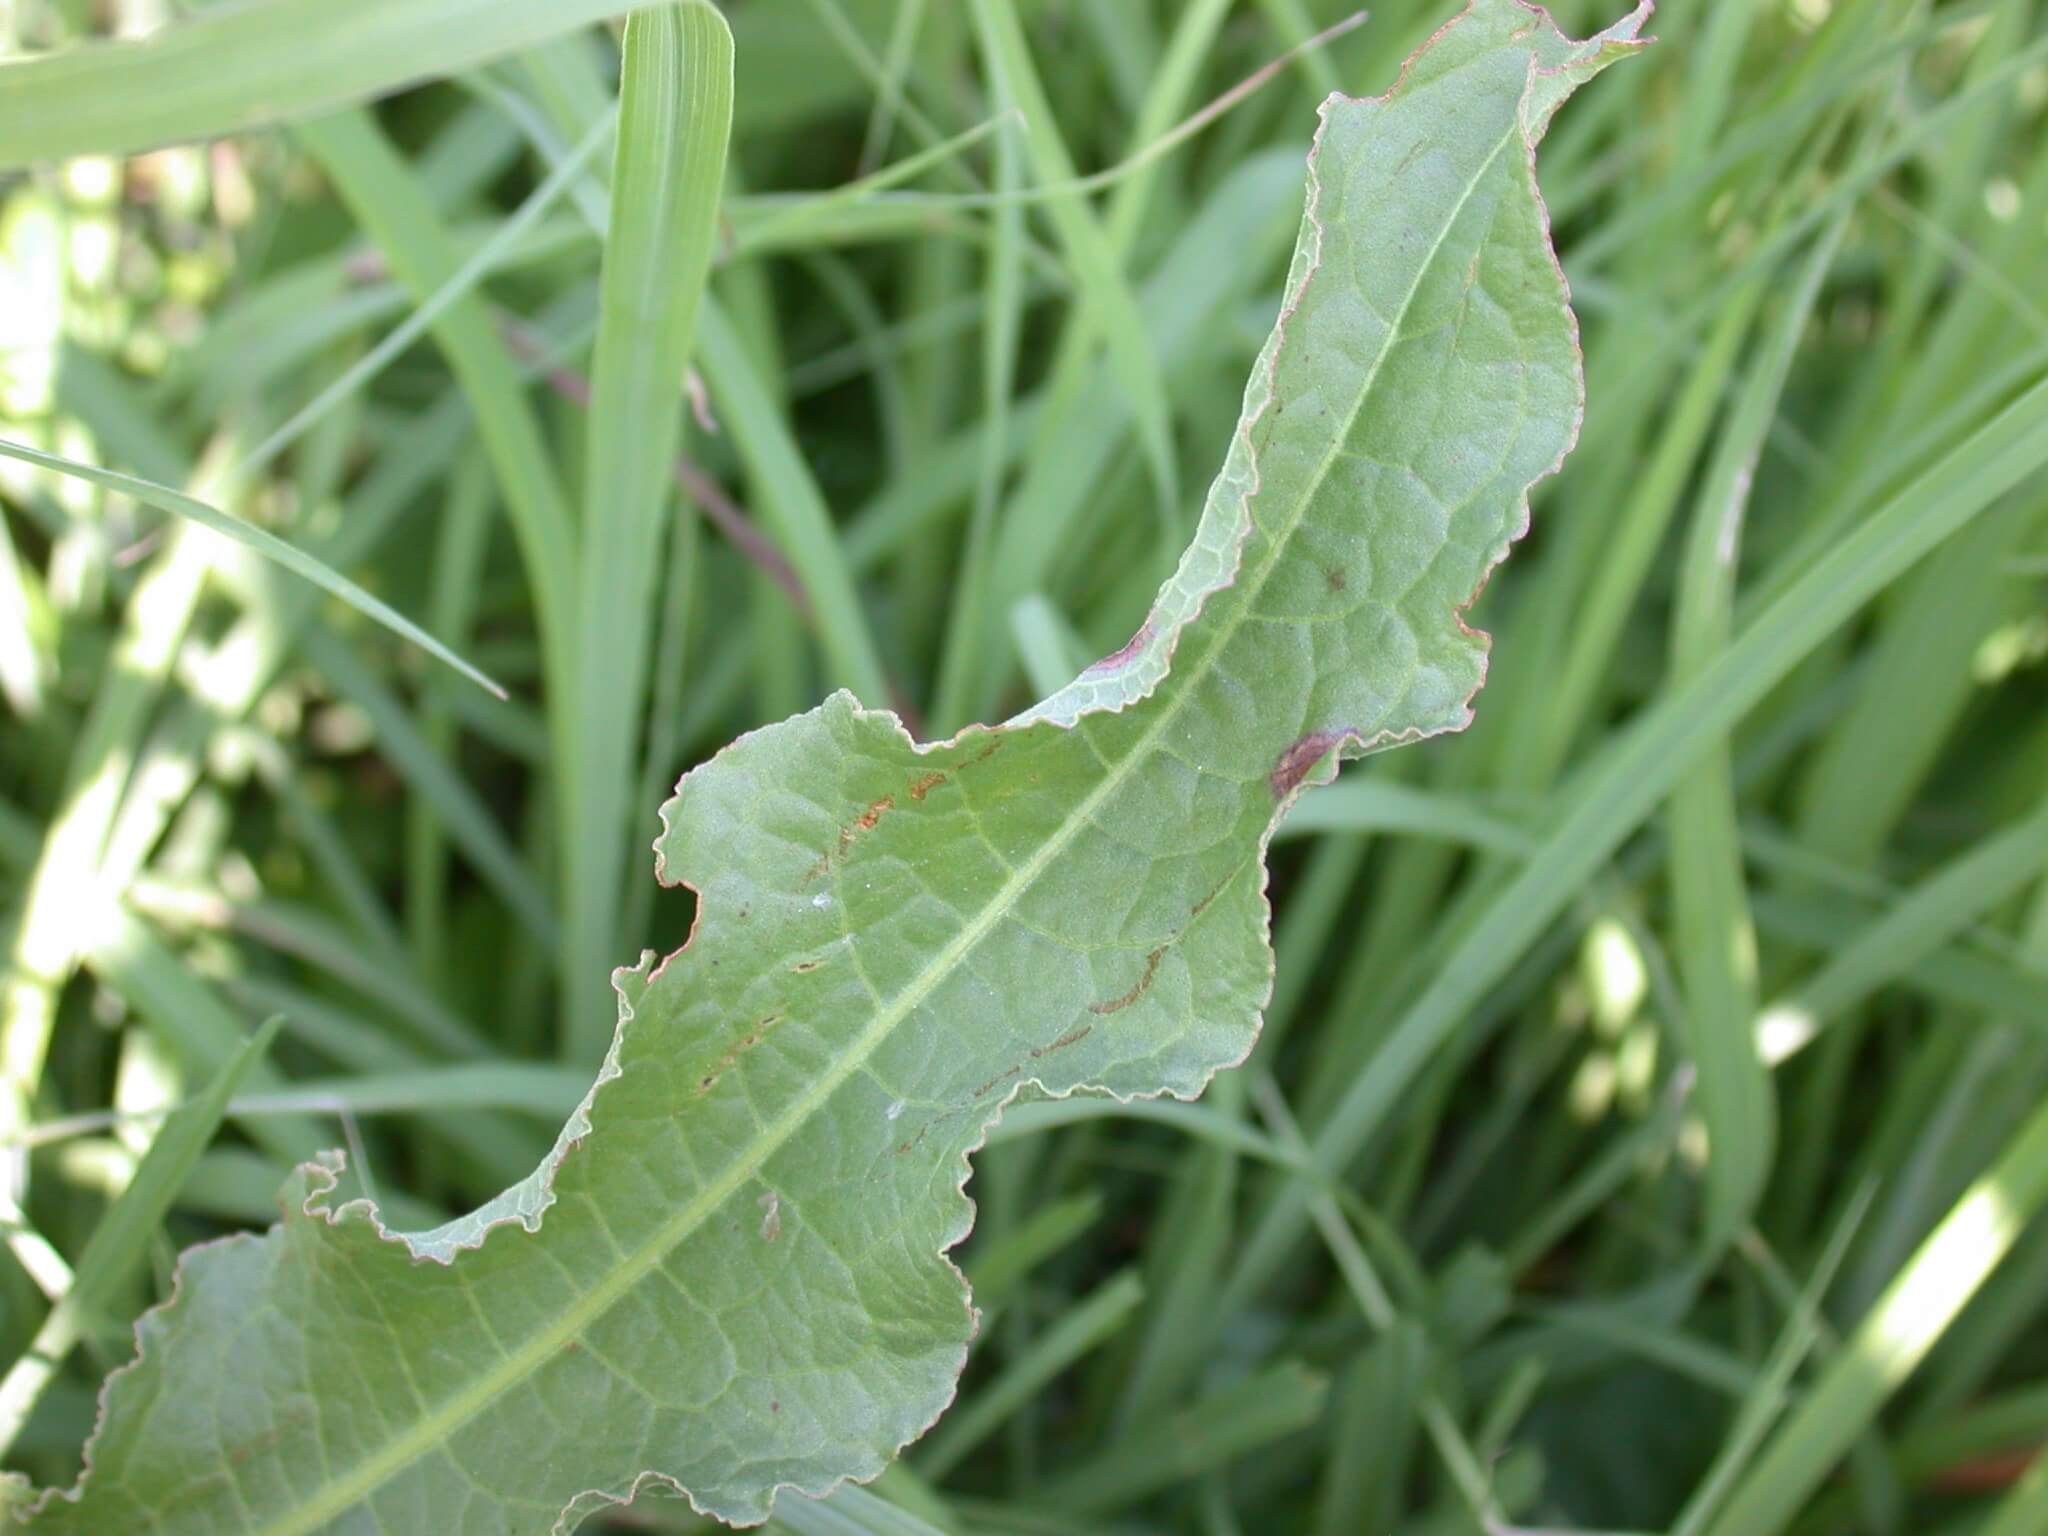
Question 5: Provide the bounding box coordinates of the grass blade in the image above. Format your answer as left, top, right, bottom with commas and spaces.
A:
696, 301, 893, 705
1703, 1101, 2048, 1536
294, 108, 580, 726
1227, 372, 2048, 1311
1667, 218, 1846, 1247
0, 439, 502, 697
967, 0, 1179, 520
562, 2, 733, 1059
0, 1018, 282, 1454
0, 0, 651, 168
916, 1269, 1144, 1478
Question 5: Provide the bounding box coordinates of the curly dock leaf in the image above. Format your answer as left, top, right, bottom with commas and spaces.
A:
17, 5, 1646, 1531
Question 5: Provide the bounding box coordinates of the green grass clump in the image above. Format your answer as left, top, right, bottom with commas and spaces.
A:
3, 0, 2048, 1532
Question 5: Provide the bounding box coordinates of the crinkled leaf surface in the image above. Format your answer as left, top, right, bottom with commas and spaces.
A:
18, 4, 1645, 1531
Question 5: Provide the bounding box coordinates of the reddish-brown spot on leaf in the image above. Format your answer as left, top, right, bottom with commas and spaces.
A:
1084, 616, 1154, 674
893, 1119, 937, 1158
1269, 730, 1347, 799
1930, 1450, 2041, 1493
971, 1064, 1022, 1099
1190, 871, 1234, 919
908, 770, 946, 801
693, 1014, 786, 1098
226, 1407, 313, 1468
810, 794, 898, 883
1030, 1025, 1092, 1059
1088, 946, 1167, 1016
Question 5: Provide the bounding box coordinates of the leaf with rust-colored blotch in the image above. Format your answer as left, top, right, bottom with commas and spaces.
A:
16, 4, 1647, 1530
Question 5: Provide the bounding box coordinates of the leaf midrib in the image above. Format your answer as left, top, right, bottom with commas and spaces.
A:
251, 103, 1522, 1536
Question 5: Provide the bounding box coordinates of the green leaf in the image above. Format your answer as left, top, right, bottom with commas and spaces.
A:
0, 439, 505, 698
12, 5, 1646, 1529
0, 0, 653, 169
292, 106, 583, 770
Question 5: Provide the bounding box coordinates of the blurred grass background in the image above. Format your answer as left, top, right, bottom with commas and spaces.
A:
3, 0, 2048, 1532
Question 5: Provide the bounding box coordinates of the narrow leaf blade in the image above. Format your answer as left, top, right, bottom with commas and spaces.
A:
0, 0, 650, 168
0, 440, 504, 697
563, 2, 736, 1057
